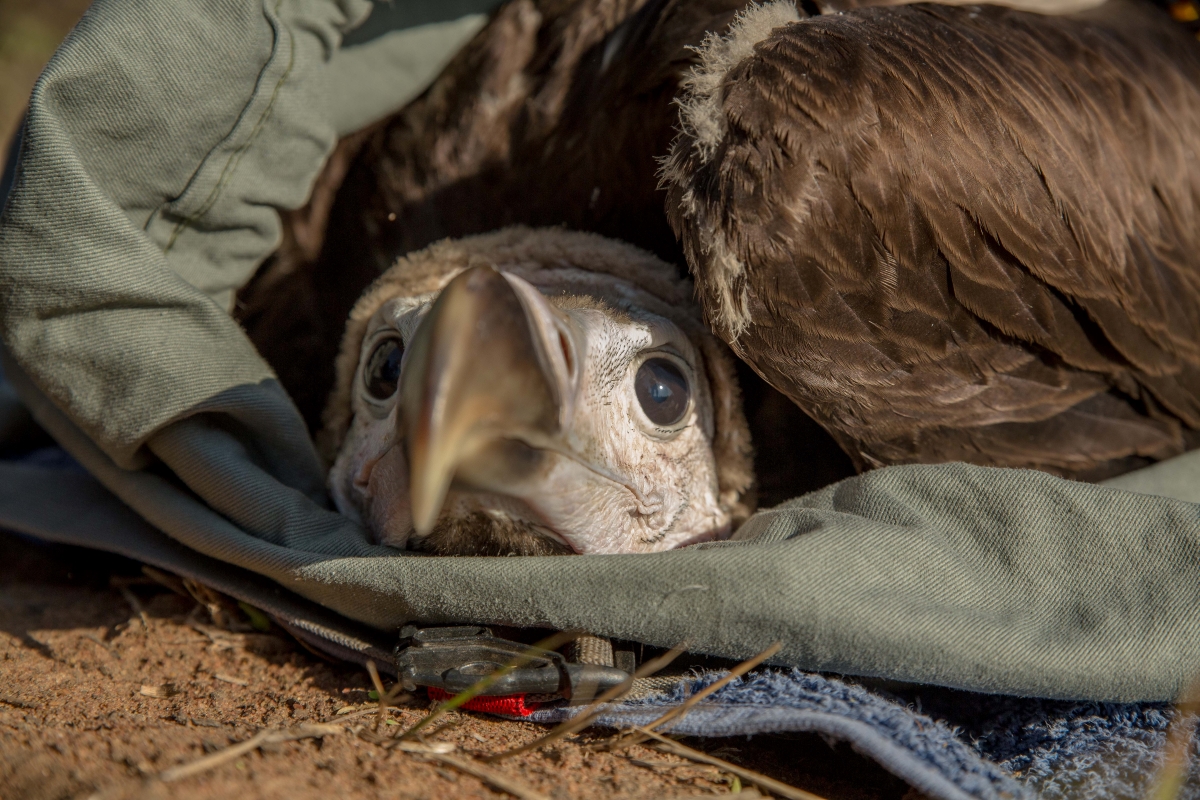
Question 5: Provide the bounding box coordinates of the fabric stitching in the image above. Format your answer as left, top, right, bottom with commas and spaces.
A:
163, 0, 296, 254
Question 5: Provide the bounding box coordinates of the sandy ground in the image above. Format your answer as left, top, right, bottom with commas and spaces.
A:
0, 530, 921, 800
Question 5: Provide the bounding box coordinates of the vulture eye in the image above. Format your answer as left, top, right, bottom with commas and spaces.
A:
635, 357, 690, 427
364, 337, 403, 400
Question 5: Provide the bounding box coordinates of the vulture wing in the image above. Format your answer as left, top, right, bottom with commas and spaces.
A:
664, 0, 1200, 478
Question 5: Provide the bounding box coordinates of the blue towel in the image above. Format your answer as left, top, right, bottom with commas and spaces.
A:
530, 670, 1195, 800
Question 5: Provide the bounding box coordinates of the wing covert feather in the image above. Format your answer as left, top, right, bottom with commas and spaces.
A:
666, 0, 1200, 475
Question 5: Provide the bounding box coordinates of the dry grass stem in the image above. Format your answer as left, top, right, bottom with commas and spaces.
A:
158, 723, 343, 782
182, 579, 237, 629
334, 705, 418, 726
140, 566, 190, 598
1148, 679, 1200, 800
188, 622, 283, 655
157, 716, 545, 800
611, 641, 782, 751
487, 642, 688, 763
393, 740, 456, 755
628, 757, 718, 772
422, 751, 552, 800
366, 659, 409, 731
356, 728, 459, 754
80, 632, 114, 655
399, 629, 581, 741
635, 726, 828, 800
214, 673, 249, 686
111, 578, 150, 630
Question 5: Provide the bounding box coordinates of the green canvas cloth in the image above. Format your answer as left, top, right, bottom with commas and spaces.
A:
3, 0, 1200, 703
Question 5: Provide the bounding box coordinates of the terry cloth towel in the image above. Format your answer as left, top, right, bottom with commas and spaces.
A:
529, 670, 1195, 800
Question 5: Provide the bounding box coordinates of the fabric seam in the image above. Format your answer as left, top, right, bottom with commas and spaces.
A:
162, 0, 296, 253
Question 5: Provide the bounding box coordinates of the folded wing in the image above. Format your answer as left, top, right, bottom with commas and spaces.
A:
664, 0, 1200, 478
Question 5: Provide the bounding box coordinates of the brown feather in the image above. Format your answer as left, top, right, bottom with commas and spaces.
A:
664, 0, 1200, 477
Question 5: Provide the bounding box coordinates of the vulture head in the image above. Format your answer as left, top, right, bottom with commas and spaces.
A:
319, 228, 754, 556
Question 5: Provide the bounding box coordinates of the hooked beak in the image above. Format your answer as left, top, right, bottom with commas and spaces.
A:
399, 265, 578, 536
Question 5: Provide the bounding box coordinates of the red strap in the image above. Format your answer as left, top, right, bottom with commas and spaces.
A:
426, 687, 542, 717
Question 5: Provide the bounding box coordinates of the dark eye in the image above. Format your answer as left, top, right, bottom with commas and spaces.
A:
364, 337, 403, 400
634, 357, 690, 427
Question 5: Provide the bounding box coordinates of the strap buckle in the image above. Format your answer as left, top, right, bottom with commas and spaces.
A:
394, 625, 630, 704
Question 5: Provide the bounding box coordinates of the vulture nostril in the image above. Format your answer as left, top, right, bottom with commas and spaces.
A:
558, 329, 574, 378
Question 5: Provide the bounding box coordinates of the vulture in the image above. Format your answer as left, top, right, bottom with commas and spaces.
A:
319, 227, 753, 555
237, 0, 1200, 553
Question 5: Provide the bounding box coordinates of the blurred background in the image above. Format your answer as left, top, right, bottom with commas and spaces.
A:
0, 0, 91, 154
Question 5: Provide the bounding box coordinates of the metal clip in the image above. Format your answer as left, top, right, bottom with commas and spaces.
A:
394, 625, 630, 704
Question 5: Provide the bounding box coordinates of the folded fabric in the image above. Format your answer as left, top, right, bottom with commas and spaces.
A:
9, 374, 1200, 704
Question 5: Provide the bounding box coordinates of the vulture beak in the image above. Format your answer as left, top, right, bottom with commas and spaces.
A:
400, 265, 579, 536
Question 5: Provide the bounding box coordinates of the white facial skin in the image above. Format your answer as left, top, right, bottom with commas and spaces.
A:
329, 274, 732, 555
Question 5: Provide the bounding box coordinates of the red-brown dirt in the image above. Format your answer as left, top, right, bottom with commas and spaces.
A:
0, 531, 919, 800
